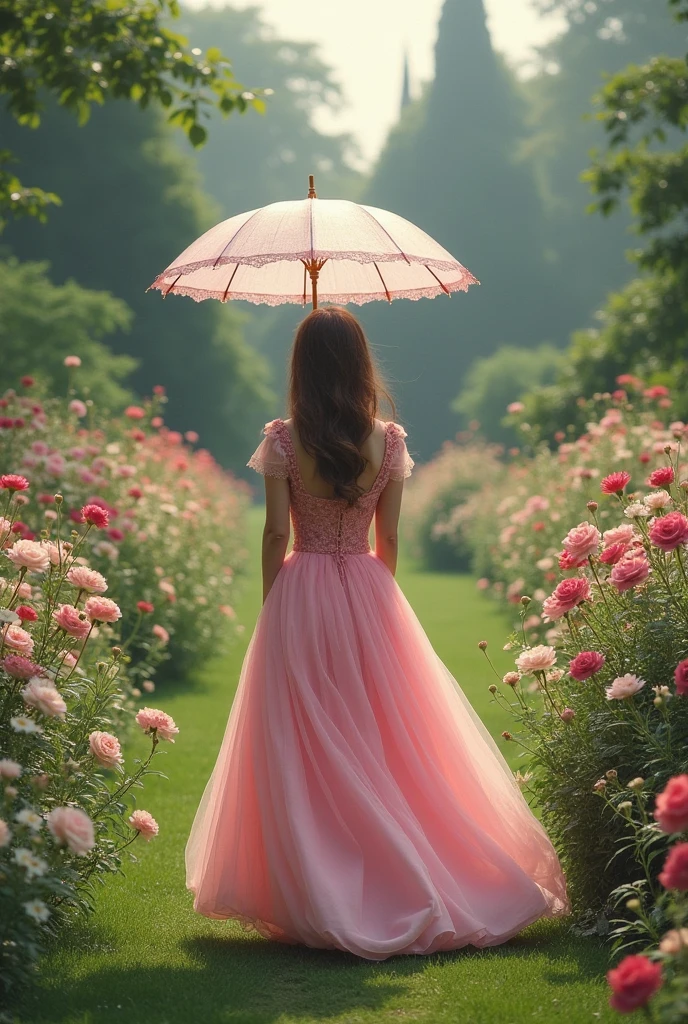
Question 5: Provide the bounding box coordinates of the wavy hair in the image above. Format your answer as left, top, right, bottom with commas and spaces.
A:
288, 306, 395, 505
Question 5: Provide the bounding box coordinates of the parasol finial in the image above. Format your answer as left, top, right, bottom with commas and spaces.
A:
307, 174, 317, 199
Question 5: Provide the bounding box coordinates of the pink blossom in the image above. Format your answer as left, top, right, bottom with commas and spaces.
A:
6, 539, 50, 574
46, 806, 95, 855
2, 623, 34, 657
66, 565, 107, 594
68, 399, 88, 418
0, 474, 30, 492
22, 677, 67, 717
569, 651, 606, 681
515, 645, 557, 674
128, 809, 159, 841
610, 556, 651, 593
648, 466, 674, 487
84, 596, 121, 624
601, 471, 631, 495
0, 655, 44, 679
135, 706, 179, 742
53, 604, 91, 639
603, 524, 636, 546
599, 542, 628, 565
561, 522, 601, 562
654, 776, 688, 834
124, 406, 145, 420
549, 576, 592, 614
560, 708, 576, 723
507, 401, 525, 414
88, 731, 123, 768
152, 624, 169, 645
605, 674, 646, 700
658, 843, 688, 890
649, 511, 688, 552
142, 680, 155, 692
0, 759, 22, 779
80, 503, 109, 529
63, 355, 81, 368
41, 540, 72, 567
674, 659, 688, 696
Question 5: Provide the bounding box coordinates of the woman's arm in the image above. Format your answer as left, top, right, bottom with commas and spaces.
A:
374, 477, 404, 575
262, 475, 291, 603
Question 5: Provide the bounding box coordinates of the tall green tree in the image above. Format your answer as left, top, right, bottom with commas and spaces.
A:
0, 0, 260, 225
522, 0, 688, 437
0, 99, 273, 469
358, 0, 549, 458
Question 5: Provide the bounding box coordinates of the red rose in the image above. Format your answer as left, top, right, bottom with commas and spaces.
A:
649, 511, 688, 552
569, 651, 606, 682
15, 605, 38, 623
599, 543, 627, 565
137, 601, 154, 614
648, 466, 674, 487
0, 474, 29, 492
601, 471, 631, 495
610, 556, 650, 593
674, 659, 688, 696
658, 843, 688, 890
80, 503, 109, 529
551, 576, 592, 613
128, 487, 143, 500
654, 775, 688, 834
607, 955, 662, 1013
20, 376, 34, 388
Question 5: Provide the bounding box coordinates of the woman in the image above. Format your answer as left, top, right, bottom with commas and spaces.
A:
185, 306, 569, 960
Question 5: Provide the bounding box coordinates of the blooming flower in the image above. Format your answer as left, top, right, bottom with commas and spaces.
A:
22, 677, 67, 718
15, 808, 43, 831
545, 576, 592, 618
80, 503, 109, 529
137, 600, 154, 614
648, 466, 674, 487
0, 655, 44, 680
0, 758, 22, 779
599, 542, 628, 565
152, 624, 169, 644
515, 645, 557, 675
601, 471, 631, 495
125, 405, 146, 420
610, 556, 651, 593
674, 659, 688, 697
63, 355, 81, 367
0, 474, 30, 492
624, 502, 651, 519
68, 399, 87, 417
644, 489, 672, 510
603, 524, 635, 546
561, 522, 601, 562
53, 604, 91, 639
654, 775, 688, 833
84, 596, 121, 624
0, 819, 11, 847
23, 899, 51, 923
10, 715, 43, 734
560, 708, 575, 723
605, 674, 646, 700
5, 539, 50, 574
659, 929, 688, 954
607, 955, 662, 1013
66, 565, 108, 594
658, 843, 688, 890
128, 809, 159, 841
14, 847, 48, 878
649, 511, 688, 552
569, 651, 606, 681
89, 730, 123, 768
46, 806, 95, 855
14, 605, 38, 623
2, 623, 35, 656
135, 706, 179, 742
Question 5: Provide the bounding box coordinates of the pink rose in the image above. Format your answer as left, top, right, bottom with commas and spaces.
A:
542, 595, 566, 620
610, 556, 650, 593
674, 659, 688, 696
68, 399, 87, 418
84, 596, 121, 624
0, 655, 44, 679
135, 706, 179, 742
599, 543, 627, 565
6, 539, 50, 574
66, 566, 108, 594
152, 624, 169, 645
649, 511, 688, 552
605, 673, 645, 700
607, 955, 663, 1014
22, 677, 67, 717
603, 524, 636, 546
46, 806, 95, 855
515, 645, 557, 674
88, 730, 123, 769
53, 604, 91, 639
654, 775, 688, 833
0, 758, 22, 779
63, 355, 81, 368
561, 522, 601, 562
128, 809, 159, 841
41, 540, 72, 568
2, 623, 34, 657
659, 843, 688, 890
549, 576, 592, 614
569, 651, 606, 681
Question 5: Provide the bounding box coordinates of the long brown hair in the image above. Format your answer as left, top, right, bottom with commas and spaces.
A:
288, 306, 395, 505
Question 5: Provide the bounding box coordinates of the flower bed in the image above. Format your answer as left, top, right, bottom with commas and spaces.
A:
0, 367, 248, 997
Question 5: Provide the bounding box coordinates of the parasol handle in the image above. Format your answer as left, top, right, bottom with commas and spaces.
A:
306, 175, 319, 307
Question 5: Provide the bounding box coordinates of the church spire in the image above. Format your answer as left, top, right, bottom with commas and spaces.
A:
400, 49, 412, 112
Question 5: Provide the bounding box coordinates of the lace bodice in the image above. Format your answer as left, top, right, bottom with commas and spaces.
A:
248, 419, 413, 568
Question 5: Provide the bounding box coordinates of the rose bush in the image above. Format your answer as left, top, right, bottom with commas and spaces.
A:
0, 368, 248, 998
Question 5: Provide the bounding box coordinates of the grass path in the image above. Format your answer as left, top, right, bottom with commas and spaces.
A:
15, 507, 617, 1024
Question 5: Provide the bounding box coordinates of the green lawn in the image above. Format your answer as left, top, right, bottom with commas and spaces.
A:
14, 507, 617, 1024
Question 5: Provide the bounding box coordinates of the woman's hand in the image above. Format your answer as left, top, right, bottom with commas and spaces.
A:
262, 475, 290, 602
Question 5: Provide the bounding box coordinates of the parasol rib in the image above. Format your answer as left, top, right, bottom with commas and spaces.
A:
221, 264, 241, 302
211, 207, 264, 269
358, 206, 412, 265
164, 273, 182, 297
373, 262, 392, 303
423, 264, 451, 296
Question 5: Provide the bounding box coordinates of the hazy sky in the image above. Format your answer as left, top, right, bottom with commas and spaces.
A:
187, 1, 566, 165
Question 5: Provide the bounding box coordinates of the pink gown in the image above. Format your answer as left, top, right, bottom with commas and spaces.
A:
185, 418, 569, 959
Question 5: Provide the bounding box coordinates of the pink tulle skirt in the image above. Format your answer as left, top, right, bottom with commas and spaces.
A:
185, 551, 569, 960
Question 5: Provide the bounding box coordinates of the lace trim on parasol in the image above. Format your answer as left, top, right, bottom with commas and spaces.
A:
152, 249, 470, 280
149, 275, 478, 306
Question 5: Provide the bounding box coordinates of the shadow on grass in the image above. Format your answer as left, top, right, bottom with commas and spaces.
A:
16, 920, 608, 1024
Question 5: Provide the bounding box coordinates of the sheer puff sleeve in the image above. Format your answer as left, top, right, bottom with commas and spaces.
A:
246, 420, 289, 479
388, 422, 415, 481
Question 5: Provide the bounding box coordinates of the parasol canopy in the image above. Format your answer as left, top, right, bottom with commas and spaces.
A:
149, 176, 478, 309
